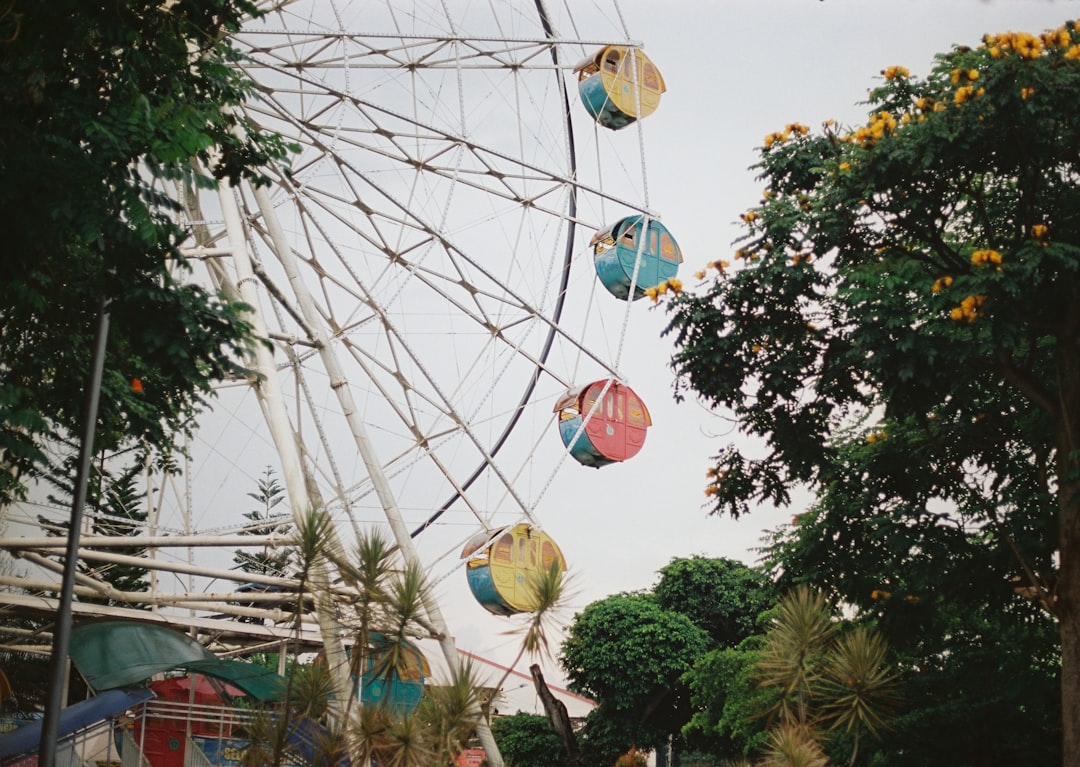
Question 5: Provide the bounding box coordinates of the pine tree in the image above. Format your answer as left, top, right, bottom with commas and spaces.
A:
233, 466, 293, 580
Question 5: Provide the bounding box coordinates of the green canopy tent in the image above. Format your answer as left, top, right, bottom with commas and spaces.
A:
69, 621, 285, 702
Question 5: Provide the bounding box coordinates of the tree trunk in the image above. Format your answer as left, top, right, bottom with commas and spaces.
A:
530, 664, 580, 766
1060, 472, 1080, 766
655, 738, 669, 767
1059, 388, 1080, 767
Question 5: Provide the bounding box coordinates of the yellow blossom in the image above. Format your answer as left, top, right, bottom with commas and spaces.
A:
871, 590, 892, 601
951, 294, 987, 322
694, 270, 706, 280
1044, 27, 1072, 48
1014, 32, 1043, 59
704, 485, 719, 497
839, 161, 851, 171
1066, 45, 1080, 60
741, 211, 758, 223
971, 249, 1002, 266
1032, 223, 1049, 239
667, 278, 683, 294
883, 65, 910, 80
967, 69, 980, 81
931, 275, 953, 293
644, 286, 659, 303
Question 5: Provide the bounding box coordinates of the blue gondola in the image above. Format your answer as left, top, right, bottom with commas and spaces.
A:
355, 634, 429, 715
592, 216, 682, 300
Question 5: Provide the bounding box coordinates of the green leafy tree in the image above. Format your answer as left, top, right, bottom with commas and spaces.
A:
492, 712, 568, 767
663, 23, 1078, 762
682, 645, 773, 763
560, 593, 711, 763
654, 556, 776, 649
0, 0, 294, 507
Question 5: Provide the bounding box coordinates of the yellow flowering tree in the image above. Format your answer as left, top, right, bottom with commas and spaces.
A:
664, 24, 1080, 765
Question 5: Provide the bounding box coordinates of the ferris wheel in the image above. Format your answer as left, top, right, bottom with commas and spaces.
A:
175, 0, 672, 598
0, 2, 673, 763
0, 0, 674, 724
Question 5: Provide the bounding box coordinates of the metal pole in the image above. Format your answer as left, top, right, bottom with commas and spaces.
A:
39, 296, 109, 767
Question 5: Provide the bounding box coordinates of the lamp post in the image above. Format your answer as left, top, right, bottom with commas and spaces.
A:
38, 297, 109, 767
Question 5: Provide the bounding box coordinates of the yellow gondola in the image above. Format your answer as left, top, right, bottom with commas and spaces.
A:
574, 45, 665, 130
462, 523, 566, 616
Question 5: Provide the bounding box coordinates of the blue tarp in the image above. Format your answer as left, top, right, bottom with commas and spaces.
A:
0, 687, 153, 759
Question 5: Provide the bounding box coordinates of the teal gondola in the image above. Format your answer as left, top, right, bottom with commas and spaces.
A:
592, 216, 682, 300
355, 634, 429, 715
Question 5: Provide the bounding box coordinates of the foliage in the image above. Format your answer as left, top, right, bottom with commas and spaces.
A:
654, 556, 776, 649
561, 592, 711, 756
762, 453, 1061, 764
561, 558, 775, 765
234, 466, 293, 580
0, 0, 295, 507
754, 588, 899, 767
575, 711, 657, 767
682, 645, 773, 761
662, 21, 1080, 761
0, 649, 88, 715
40, 459, 149, 603
269, 511, 484, 767
491, 712, 568, 767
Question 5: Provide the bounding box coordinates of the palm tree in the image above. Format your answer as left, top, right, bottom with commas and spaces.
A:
234, 508, 494, 767
754, 587, 899, 766
756, 586, 836, 730
818, 628, 899, 766
759, 724, 829, 767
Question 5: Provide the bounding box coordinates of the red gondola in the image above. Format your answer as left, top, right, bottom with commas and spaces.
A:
554, 380, 651, 467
